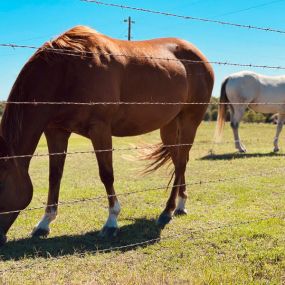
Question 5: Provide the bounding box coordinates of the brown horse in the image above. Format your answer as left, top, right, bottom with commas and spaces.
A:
0, 26, 214, 245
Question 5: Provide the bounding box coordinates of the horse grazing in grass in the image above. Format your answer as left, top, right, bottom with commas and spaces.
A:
216, 71, 285, 152
0, 26, 214, 245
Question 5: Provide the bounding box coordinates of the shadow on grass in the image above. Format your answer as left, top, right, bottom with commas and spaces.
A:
200, 152, 285, 161
0, 218, 161, 261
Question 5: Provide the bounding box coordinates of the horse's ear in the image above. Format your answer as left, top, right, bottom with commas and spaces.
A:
0, 136, 10, 157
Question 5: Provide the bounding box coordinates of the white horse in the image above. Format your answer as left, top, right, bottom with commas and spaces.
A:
216, 71, 285, 152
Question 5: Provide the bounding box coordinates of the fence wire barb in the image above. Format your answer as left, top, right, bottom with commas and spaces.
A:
0, 166, 284, 216
80, 0, 285, 35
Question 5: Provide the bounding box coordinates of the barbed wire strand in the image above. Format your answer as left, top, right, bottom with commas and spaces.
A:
0, 143, 194, 161
1, 42, 285, 71
0, 136, 280, 161
1, 166, 284, 216
0, 100, 284, 107
80, 0, 285, 35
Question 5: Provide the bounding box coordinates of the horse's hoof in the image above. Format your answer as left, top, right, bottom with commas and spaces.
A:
0, 234, 7, 247
174, 209, 188, 216
99, 226, 118, 238
273, 148, 279, 153
156, 212, 172, 228
31, 228, 50, 238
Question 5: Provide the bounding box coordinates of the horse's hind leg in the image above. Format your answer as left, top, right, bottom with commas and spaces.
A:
156, 120, 179, 226
88, 122, 120, 238
273, 114, 285, 152
32, 128, 70, 237
230, 105, 247, 153
157, 112, 201, 227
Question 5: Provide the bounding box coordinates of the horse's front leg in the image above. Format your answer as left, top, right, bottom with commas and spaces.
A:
273, 114, 285, 152
32, 128, 70, 237
88, 123, 120, 238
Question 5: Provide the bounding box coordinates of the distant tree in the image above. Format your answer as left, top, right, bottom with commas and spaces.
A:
204, 97, 218, 121
0, 104, 4, 116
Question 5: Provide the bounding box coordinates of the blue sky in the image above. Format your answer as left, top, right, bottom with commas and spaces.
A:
0, 0, 285, 99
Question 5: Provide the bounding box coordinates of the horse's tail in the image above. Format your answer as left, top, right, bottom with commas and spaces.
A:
143, 143, 174, 187
143, 143, 172, 173
215, 78, 229, 141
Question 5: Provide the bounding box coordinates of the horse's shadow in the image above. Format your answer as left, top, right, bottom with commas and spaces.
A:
200, 152, 285, 161
0, 218, 161, 261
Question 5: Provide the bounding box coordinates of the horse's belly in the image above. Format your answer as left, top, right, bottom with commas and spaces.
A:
249, 104, 285, 114
111, 105, 181, 136
250, 91, 285, 114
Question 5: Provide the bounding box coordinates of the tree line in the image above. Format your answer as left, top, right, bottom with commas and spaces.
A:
204, 97, 276, 123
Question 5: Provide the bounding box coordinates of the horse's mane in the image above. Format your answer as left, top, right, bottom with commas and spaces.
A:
40, 26, 103, 61
1, 26, 100, 149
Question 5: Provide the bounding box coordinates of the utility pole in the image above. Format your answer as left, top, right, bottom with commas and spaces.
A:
124, 16, 135, 41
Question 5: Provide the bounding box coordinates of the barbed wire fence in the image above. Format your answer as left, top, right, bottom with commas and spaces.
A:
0, 0, 285, 275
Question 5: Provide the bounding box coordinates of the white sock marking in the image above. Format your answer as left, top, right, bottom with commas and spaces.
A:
34, 210, 57, 232
176, 197, 187, 211
104, 200, 121, 228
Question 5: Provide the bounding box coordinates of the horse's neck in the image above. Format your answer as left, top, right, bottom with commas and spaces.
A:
2, 106, 46, 169
13, 126, 43, 168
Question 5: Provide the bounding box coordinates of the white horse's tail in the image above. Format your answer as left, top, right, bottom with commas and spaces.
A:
215, 78, 229, 142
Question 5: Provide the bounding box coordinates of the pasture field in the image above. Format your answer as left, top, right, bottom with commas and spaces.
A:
0, 122, 285, 284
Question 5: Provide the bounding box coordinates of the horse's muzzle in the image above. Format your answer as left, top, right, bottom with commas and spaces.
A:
0, 228, 7, 246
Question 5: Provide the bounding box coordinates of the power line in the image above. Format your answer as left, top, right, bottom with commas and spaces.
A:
80, 0, 285, 35
216, 0, 285, 18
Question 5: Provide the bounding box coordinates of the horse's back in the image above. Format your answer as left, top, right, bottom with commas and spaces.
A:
225, 71, 285, 113
45, 26, 213, 104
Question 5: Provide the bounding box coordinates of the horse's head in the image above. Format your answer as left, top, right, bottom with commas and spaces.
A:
0, 136, 33, 246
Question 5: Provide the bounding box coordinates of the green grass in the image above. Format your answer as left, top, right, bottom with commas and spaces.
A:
0, 122, 285, 284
